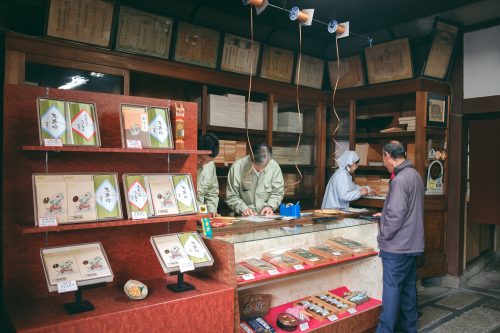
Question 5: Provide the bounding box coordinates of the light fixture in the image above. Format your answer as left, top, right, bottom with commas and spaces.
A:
58, 76, 89, 90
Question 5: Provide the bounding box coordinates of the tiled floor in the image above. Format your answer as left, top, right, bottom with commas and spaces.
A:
417, 256, 500, 333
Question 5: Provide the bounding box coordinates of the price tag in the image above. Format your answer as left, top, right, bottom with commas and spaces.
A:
353, 249, 363, 253
39, 217, 58, 227
347, 308, 357, 314
309, 257, 319, 261
242, 273, 255, 281
332, 251, 342, 256
268, 269, 280, 276
293, 264, 304, 270
328, 314, 339, 322
126, 140, 143, 149
44, 138, 63, 147
131, 211, 148, 220
57, 280, 78, 293
299, 322, 309, 331
179, 258, 195, 273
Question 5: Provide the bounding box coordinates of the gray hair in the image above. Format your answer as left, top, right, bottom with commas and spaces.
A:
383, 140, 406, 159
252, 143, 272, 165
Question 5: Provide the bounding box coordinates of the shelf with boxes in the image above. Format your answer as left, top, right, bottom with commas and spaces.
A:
333, 78, 450, 278
202, 217, 382, 333
200, 85, 324, 211
3, 84, 234, 332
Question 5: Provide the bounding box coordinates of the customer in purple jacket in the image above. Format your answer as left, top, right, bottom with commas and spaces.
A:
376, 140, 424, 333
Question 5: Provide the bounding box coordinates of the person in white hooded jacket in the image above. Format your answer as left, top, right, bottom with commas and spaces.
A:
321, 150, 374, 209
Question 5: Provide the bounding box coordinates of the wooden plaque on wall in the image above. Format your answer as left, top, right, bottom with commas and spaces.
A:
46, 0, 114, 48
116, 6, 173, 59
174, 22, 220, 69
260, 46, 295, 83
364, 38, 413, 84
423, 19, 459, 80
328, 55, 365, 89
295, 54, 324, 89
221, 34, 260, 75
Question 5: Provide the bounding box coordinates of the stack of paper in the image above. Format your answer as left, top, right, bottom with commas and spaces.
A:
214, 140, 248, 164
277, 112, 303, 133
208, 94, 246, 128
273, 145, 312, 165
246, 101, 266, 130
236, 141, 247, 160
398, 116, 416, 131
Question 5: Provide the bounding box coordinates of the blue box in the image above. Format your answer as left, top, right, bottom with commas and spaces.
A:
279, 202, 301, 218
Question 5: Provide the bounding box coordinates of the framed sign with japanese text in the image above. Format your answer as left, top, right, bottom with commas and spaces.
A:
46, 0, 114, 48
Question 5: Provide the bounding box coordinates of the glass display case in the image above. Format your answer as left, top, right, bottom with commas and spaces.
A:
203, 217, 383, 333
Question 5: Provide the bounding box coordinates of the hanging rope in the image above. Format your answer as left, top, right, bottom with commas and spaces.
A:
246, 6, 255, 160
292, 23, 303, 186
331, 35, 341, 168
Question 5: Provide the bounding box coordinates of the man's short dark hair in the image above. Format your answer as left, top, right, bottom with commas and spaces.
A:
252, 142, 272, 165
383, 140, 406, 159
198, 133, 219, 158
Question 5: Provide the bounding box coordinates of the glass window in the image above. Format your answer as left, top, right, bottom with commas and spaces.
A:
25, 62, 123, 94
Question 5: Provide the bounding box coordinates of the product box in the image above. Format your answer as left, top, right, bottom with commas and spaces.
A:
151, 232, 214, 274
37, 98, 101, 147
285, 248, 330, 266
40, 242, 113, 292
33, 173, 122, 226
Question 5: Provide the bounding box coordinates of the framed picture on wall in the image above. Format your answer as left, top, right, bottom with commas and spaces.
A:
364, 38, 413, 84
174, 22, 220, 69
422, 18, 460, 80
295, 54, 324, 89
328, 55, 365, 89
46, 0, 114, 48
260, 46, 295, 83
115, 6, 173, 59
220, 34, 260, 75
427, 93, 448, 127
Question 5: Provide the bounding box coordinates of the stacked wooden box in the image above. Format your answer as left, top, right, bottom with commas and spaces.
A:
273, 145, 312, 165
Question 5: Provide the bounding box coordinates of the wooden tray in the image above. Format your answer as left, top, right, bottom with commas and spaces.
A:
313, 291, 356, 315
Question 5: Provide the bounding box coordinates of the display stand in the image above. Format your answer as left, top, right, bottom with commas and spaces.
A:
63, 282, 106, 315
167, 272, 195, 292
2, 84, 235, 332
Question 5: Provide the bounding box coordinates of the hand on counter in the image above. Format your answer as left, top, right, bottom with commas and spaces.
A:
372, 212, 382, 218
242, 208, 257, 216
260, 207, 274, 216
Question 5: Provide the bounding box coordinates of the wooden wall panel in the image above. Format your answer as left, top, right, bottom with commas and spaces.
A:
468, 117, 500, 225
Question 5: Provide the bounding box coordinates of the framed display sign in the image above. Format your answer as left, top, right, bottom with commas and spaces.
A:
295, 54, 324, 89
260, 46, 295, 83
427, 93, 448, 127
40, 242, 113, 292
33, 173, 123, 226
174, 22, 220, 69
150, 232, 214, 274
116, 6, 173, 59
37, 98, 101, 147
364, 38, 413, 84
119, 104, 174, 149
46, 0, 114, 48
423, 19, 460, 80
221, 34, 260, 75
328, 55, 365, 89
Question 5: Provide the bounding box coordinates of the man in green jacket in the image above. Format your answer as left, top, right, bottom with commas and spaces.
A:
226, 143, 284, 216
197, 133, 219, 215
